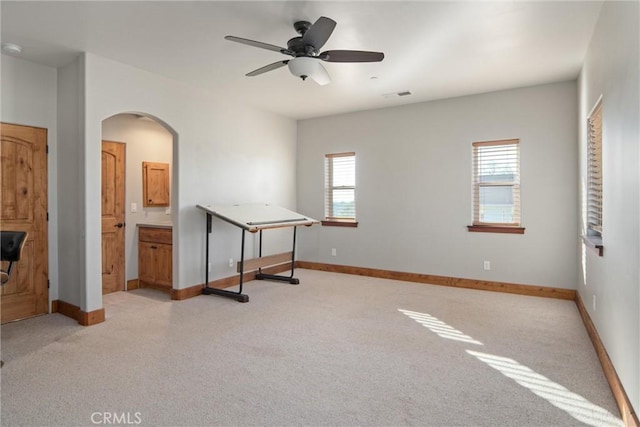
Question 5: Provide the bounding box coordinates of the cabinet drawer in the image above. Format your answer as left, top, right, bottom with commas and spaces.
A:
139, 227, 172, 245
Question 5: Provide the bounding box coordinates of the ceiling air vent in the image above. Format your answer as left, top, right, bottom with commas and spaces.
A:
382, 90, 412, 99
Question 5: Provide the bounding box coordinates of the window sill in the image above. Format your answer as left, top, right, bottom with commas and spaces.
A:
582, 235, 604, 256
467, 225, 525, 234
322, 220, 358, 228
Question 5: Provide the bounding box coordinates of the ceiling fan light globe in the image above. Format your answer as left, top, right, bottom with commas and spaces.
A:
288, 57, 320, 81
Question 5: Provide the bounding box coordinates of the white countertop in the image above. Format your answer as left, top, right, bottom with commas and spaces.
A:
137, 221, 172, 229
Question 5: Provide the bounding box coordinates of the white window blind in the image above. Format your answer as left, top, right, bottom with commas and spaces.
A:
324, 152, 356, 220
587, 101, 603, 236
472, 139, 521, 226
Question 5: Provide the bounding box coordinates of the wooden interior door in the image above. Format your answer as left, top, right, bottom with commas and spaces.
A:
1, 123, 48, 323
101, 141, 125, 294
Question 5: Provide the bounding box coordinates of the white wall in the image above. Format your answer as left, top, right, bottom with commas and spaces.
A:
297, 81, 578, 289
56, 56, 85, 307
1, 51, 298, 313
1, 55, 60, 308
82, 53, 297, 311
578, 0, 639, 415
3, 52, 298, 313
102, 114, 173, 281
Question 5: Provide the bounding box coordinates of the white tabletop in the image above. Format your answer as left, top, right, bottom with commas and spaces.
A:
196, 204, 319, 232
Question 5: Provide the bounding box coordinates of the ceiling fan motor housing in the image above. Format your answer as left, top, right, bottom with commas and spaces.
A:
287, 37, 317, 56
288, 20, 320, 55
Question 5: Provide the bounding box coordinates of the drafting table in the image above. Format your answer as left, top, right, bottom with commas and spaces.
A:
196, 204, 319, 302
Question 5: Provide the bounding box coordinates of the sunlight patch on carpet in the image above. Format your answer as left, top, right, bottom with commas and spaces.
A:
466, 350, 623, 427
398, 309, 483, 345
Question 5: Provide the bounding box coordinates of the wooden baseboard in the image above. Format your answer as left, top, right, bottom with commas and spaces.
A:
172, 262, 294, 301
171, 284, 204, 300
80, 308, 105, 326
54, 299, 80, 321
127, 279, 140, 291
575, 293, 639, 427
297, 261, 576, 300
52, 299, 105, 326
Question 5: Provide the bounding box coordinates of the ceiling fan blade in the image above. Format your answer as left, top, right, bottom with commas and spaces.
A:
320, 50, 385, 63
246, 60, 289, 77
310, 63, 331, 86
302, 16, 336, 50
225, 35, 292, 55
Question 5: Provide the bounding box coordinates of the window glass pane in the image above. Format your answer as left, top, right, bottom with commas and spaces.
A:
332, 189, 355, 218
479, 186, 515, 223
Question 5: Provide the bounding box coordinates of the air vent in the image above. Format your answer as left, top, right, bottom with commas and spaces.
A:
382, 90, 412, 99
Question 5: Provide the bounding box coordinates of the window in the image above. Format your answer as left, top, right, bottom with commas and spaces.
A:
468, 139, 524, 234
323, 152, 357, 227
584, 99, 603, 255
587, 100, 603, 236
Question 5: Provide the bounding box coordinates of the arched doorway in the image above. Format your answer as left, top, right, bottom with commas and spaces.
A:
101, 113, 178, 297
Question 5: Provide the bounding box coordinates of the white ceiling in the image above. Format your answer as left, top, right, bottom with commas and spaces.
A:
1, 1, 603, 120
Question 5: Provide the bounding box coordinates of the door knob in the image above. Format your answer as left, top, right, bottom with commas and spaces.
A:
114, 223, 124, 228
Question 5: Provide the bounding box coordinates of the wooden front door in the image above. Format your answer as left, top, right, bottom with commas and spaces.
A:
0, 123, 48, 323
101, 141, 125, 294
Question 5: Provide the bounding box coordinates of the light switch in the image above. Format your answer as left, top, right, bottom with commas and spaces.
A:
131, 203, 137, 213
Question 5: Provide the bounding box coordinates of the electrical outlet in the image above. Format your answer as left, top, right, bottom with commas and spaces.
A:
229, 258, 234, 268
331, 248, 337, 256
483, 261, 491, 271
131, 203, 137, 213
593, 295, 596, 311
165, 207, 171, 215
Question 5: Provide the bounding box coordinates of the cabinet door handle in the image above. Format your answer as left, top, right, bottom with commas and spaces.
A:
114, 222, 124, 228
150, 245, 157, 249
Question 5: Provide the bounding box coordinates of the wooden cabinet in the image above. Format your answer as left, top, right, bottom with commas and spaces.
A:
142, 162, 170, 207
138, 226, 172, 290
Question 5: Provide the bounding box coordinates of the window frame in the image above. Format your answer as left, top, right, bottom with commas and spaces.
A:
322, 152, 358, 227
468, 138, 525, 234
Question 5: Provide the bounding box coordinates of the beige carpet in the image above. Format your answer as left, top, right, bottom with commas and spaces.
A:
0, 269, 622, 426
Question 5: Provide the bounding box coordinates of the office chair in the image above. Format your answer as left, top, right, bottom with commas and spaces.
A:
1, 231, 28, 367
1, 231, 28, 285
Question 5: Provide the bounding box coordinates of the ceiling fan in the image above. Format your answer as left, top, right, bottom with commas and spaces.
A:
225, 16, 384, 85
